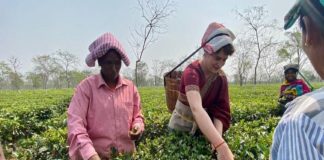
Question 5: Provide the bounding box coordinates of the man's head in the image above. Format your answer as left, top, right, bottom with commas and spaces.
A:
86, 33, 130, 67
98, 49, 122, 81
284, 64, 299, 82
284, 0, 324, 79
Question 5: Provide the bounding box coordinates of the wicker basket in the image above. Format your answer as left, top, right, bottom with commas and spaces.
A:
164, 71, 182, 113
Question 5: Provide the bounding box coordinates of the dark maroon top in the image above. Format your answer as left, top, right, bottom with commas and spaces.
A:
178, 60, 231, 132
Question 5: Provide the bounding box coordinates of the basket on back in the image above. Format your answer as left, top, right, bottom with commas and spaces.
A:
164, 71, 182, 113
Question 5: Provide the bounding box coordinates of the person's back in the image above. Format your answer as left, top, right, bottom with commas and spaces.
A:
272, 88, 324, 159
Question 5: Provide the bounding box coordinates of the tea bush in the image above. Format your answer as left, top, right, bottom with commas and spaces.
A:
1, 85, 289, 159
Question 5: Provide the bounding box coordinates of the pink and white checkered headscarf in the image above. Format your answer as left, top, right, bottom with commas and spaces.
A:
201, 22, 236, 54
85, 33, 130, 67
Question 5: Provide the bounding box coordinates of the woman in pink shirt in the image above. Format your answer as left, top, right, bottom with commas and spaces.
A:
67, 33, 144, 160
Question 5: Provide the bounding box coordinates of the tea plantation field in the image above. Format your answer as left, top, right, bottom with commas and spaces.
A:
0, 84, 322, 159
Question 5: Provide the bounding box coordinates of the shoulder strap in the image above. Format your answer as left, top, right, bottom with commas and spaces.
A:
164, 33, 229, 78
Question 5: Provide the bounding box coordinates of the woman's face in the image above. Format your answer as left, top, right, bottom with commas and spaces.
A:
204, 50, 228, 74
284, 69, 297, 82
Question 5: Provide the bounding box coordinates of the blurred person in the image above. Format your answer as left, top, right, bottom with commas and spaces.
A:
168, 22, 236, 160
68, 33, 144, 160
271, 0, 324, 159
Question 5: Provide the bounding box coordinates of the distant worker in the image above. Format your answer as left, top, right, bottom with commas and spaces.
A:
278, 64, 310, 113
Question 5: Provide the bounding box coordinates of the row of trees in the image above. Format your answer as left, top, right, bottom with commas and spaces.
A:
232, 6, 320, 86
0, 52, 179, 90
1, 4, 322, 90
0, 51, 91, 90
0, 47, 320, 90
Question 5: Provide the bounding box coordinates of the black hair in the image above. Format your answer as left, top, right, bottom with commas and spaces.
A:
216, 44, 235, 56
284, 68, 298, 74
299, 0, 324, 35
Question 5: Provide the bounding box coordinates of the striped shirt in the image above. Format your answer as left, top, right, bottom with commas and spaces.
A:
271, 87, 324, 160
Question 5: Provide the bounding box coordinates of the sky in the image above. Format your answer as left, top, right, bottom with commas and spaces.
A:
0, 0, 296, 76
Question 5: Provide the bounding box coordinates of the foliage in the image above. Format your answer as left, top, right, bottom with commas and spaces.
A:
136, 61, 149, 87
1, 85, 301, 159
26, 72, 43, 89
15, 128, 68, 160
0, 89, 72, 156
277, 30, 308, 69
8, 72, 24, 90
235, 6, 279, 85
225, 117, 280, 159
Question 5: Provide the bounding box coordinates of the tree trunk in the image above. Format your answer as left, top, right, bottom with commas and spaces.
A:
239, 74, 243, 86
135, 60, 139, 86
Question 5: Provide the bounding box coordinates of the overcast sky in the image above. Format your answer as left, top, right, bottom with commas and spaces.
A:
0, 0, 296, 76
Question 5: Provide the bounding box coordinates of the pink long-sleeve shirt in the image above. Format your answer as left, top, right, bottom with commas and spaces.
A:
67, 74, 144, 160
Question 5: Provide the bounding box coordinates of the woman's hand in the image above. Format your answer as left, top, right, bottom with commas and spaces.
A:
129, 124, 142, 140
215, 142, 234, 160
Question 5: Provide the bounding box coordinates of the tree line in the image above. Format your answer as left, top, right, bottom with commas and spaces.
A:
1, 5, 322, 90
0, 51, 181, 90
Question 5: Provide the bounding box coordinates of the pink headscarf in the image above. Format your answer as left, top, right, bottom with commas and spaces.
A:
201, 22, 236, 54
85, 33, 130, 67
